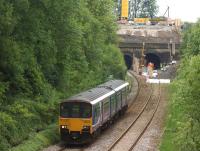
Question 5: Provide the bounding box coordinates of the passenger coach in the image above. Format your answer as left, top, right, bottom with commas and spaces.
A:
59, 80, 129, 144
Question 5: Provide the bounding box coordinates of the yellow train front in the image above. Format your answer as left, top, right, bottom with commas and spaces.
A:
59, 101, 93, 144
59, 80, 129, 144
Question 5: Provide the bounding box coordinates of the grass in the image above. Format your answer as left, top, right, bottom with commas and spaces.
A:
159, 85, 185, 151
159, 111, 178, 151
10, 124, 59, 151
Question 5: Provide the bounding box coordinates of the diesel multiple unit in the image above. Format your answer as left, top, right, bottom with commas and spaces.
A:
59, 80, 129, 144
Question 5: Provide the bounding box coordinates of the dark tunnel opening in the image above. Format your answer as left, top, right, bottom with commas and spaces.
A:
145, 53, 161, 69
124, 54, 133, 70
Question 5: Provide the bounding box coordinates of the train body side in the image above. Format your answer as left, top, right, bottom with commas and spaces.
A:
92, 85, 128, 132
59, 80, 129, 144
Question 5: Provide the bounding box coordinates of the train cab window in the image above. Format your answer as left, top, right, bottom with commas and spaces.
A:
60, 102, 92, 118
81, 105, 91, 118
71, 104, 79, 117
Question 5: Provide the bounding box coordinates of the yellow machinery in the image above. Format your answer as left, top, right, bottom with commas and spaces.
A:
121, 0, 128, 18
134, 18, 150, 24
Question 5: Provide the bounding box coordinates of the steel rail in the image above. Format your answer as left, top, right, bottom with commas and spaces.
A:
107, 82, 154, 151
128, 82, 161, 151
58, 71, 141, 151
127, 70, 141, 108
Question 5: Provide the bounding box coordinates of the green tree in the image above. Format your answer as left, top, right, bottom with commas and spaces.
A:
129, 0, 158, 19
0, 0, 126, 150
140, 0, 158, 18
181, 21, 200, 56
160, 20, 200, 151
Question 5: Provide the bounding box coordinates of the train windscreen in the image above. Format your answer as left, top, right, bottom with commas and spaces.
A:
60, 102, 92, 118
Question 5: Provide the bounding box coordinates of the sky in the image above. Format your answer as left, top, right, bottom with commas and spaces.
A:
157, 0, 200, 22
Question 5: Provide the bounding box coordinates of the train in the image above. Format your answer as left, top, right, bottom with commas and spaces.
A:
59, 80, 129, 144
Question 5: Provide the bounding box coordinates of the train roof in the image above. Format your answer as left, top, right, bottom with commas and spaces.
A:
62, 80, 129, 105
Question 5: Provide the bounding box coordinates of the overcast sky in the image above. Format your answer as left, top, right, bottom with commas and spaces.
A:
157, 0, 200, 22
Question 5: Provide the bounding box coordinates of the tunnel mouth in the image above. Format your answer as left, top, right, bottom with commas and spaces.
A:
124, 54, 133, 70
145, 53, 161, 69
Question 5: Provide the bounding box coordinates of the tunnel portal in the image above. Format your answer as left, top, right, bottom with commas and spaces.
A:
145, 53, 161, 69
124, 54, 133, 70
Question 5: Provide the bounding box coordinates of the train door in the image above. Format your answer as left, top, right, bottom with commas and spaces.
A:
116, 91, 122, 111
122, 88, 126, 106
110, 95, 116, 116
102, 98, 110, 123
92, 103, 101, 131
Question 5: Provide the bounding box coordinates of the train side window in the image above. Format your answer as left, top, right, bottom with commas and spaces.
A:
116, 92, 121, 107
122, 88, 126, 101
103, 99, 109, 113
117, 92, 121, 102
110, 95, 115, 112
93, 103, 100, 125
124, 87, 127, 99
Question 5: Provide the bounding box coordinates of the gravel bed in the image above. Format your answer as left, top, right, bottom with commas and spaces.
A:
111, 84, 160, 151
132, 85, 169, 151
43, 73, 141, 151
84, 77, 151, 151
43, 73, 169, 151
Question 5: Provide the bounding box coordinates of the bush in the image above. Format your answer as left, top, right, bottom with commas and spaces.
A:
0, 112, 17, 149
11, 124, 59, 151
0, 0, 126, 150
160, 20, 200, 150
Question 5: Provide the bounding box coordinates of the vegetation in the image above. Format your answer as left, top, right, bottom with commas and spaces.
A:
10, 124, 59, 151
128, 0, 158, 19
0, 0, 126, 150
160, 21, 200, 151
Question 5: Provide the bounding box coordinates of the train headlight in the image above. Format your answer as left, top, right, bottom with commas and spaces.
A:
61, 125, 67, 129
82, 125, 90, 131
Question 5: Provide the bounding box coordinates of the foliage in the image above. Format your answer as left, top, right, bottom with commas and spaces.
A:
181, 21, 200, 56
10, 124, 59, 151
0, 0, 126, 150
129, 0, 158, 19
139, 0, 158, 18
160, 20, 200, 151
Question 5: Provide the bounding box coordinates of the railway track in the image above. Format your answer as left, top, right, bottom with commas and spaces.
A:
44, 72, 148, 151
107, 82, 161, 151
54, 72, 141, 151
127, 71, 141, 108
57, 72, 142, 151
